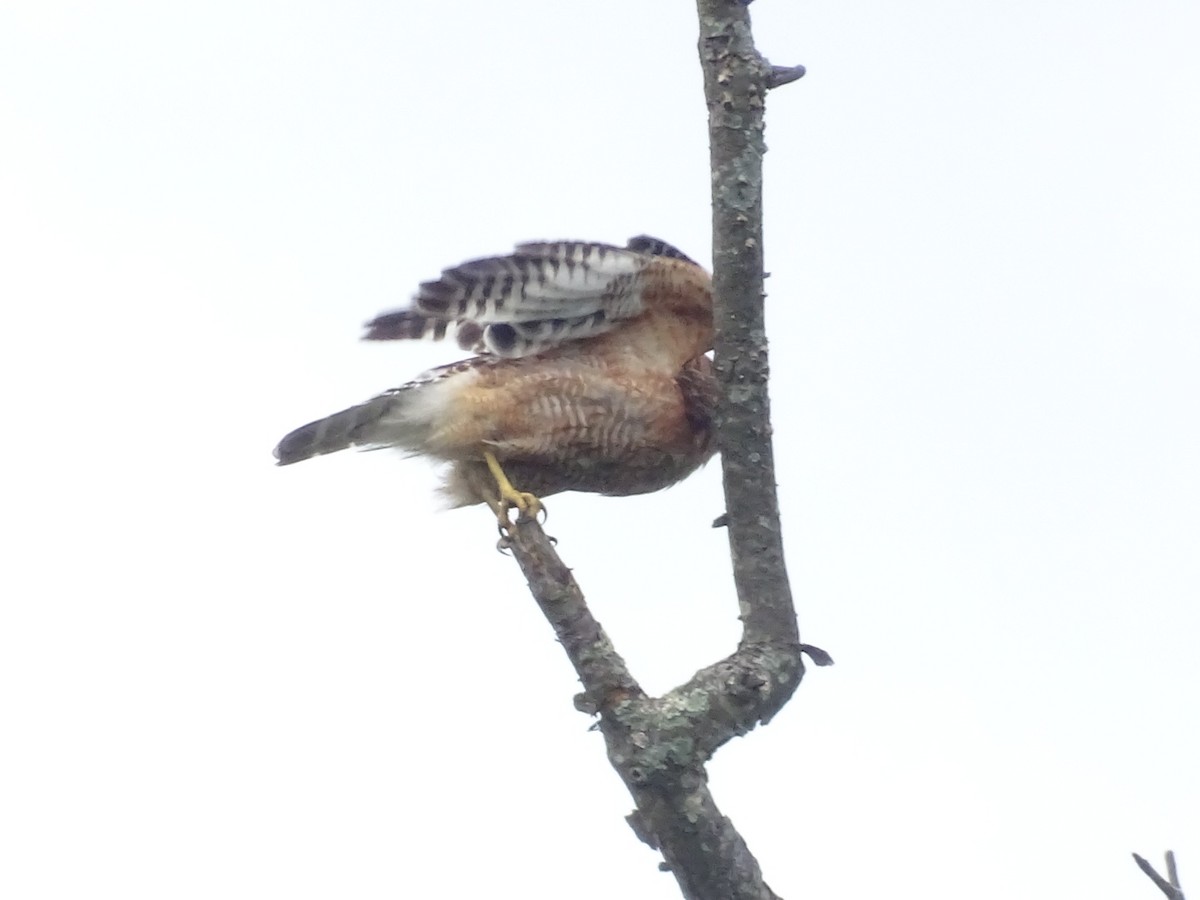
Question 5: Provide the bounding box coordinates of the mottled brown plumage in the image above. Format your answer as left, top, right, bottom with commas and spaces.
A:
274, 236, 717, 511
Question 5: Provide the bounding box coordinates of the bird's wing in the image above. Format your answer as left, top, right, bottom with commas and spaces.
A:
363, 236, 697, 358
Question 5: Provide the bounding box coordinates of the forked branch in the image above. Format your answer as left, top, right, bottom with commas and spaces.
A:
1134, 851, 1187, 900
501, 3, 818, 898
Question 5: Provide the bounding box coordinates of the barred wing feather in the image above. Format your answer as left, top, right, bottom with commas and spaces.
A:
364, 239, 660, 358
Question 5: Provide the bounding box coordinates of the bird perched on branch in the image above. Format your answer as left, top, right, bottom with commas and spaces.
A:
274, 236, 718, 531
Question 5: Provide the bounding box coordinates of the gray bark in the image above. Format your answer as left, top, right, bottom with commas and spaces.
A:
500, 3, 823, 898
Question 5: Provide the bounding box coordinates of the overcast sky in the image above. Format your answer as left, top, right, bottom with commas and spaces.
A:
2, 2, 1198, 898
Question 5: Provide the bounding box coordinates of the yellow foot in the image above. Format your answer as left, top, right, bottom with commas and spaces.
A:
484, 451, 545, 533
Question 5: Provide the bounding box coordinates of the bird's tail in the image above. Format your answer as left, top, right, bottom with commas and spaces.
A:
273, 393, 411, 466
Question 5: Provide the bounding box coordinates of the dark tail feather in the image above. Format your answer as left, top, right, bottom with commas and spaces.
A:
273, 395, 403, 466
363, 308, 485, 352
363, 309, 440, 341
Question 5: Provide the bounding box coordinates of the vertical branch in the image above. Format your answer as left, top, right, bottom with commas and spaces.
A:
697, 0, 801, 648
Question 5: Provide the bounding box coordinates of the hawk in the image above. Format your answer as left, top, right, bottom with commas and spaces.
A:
274, 236, 718, 528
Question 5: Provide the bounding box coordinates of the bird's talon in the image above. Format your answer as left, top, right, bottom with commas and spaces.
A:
484, 450, 546, 530
513, 492, 543, 523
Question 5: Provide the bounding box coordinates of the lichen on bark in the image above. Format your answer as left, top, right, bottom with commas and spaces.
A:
498, 3, 823, 898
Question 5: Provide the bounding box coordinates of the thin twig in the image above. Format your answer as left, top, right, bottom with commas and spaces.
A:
767, 64, 807, 88
1168, 852, 1183, 893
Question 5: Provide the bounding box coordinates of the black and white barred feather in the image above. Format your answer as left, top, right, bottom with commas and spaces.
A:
363, 235, 695, 358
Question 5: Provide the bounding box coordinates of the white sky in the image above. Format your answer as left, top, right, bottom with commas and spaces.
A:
2, 1, 1198, 898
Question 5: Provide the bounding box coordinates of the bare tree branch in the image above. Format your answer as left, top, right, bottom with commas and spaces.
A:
497, 3, 819, 897
506, 518, 827, 900
696, 0, 803, 651
1134, 851, 1187, 900
500, 518, 642, 712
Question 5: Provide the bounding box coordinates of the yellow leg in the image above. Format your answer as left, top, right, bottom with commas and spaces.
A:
483, 450, 544, 529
